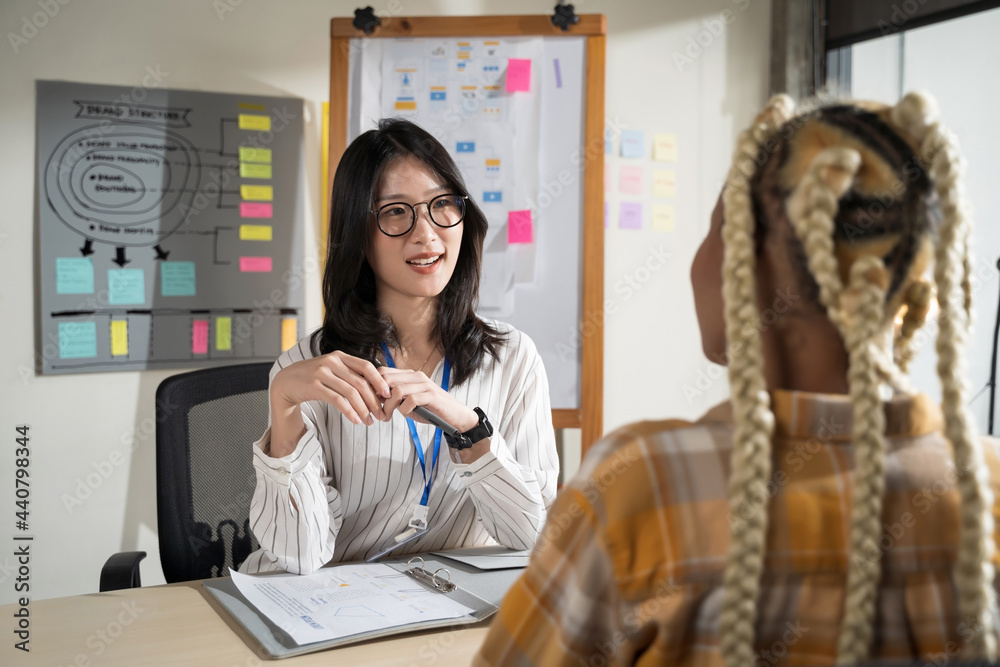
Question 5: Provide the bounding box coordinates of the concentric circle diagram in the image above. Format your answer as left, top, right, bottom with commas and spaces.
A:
45, 124, 201, 247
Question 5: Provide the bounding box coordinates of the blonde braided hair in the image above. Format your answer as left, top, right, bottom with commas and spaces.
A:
719, 91, 995, 663
718, 94, 793, 667
837, 256, 892, 663
893, 92, 998, 659
785, 147, 894, 662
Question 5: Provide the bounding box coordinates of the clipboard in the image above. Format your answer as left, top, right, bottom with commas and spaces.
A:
203, 554, 524, 660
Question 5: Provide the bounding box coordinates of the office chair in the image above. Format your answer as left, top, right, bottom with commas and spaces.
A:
100, 362, 272, 591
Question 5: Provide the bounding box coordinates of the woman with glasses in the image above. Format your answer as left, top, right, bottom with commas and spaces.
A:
240, 118, 559, 575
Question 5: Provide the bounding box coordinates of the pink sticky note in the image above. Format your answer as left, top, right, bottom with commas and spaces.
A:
240, 202, 273, 218
619, 165, 644, 195
192, 320, 209, 354
604, 201, 609, 228
240, 256, 273, 272
506, 59, 531, 92
507, 210, 533, 244
619, 202, 643, 230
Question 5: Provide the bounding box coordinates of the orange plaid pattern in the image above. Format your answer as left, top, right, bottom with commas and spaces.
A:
475, 390, 1000, 666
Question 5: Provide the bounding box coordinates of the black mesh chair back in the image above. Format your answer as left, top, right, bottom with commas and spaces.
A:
156, 362, 271, 583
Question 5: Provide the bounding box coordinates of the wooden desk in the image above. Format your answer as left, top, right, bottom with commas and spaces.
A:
1, 579, 490, 666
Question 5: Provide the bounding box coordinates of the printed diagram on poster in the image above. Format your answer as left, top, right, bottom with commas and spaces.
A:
36, 81, 306, 375
356, 37, 547, 319
348, 34, 586, 409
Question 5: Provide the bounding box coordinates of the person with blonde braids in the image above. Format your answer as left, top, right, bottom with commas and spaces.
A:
474, 92, 1000, 667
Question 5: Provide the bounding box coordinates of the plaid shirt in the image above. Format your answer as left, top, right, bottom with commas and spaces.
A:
475, 390, 1000, 666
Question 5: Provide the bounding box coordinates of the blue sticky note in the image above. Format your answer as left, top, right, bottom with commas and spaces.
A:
604, 127, 613, 155
483, 191, 502, 203
58, 321, 97, 359
56, 257, 94, 294
456, 142, 476, 153
108, 268, 145, 305
161, 261, 196, 297
621, 129, 645, 158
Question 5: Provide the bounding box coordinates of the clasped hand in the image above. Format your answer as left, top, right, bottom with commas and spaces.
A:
271, 351, 477, 431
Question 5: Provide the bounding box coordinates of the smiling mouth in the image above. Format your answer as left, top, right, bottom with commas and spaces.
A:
406, 255, 442, 267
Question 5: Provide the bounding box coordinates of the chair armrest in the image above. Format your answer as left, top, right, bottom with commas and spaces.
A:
100, 551, 147, 591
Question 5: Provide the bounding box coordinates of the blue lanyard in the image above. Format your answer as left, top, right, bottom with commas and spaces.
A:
379, 342, 450, 507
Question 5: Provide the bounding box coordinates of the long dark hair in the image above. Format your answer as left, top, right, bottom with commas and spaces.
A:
315, 118, 505, 386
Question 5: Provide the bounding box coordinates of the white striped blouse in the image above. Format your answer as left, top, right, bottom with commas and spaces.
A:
239, 321, 559, 575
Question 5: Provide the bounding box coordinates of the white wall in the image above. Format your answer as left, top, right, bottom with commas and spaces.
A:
0, 0, 770, 602
846, 8, 1000, 434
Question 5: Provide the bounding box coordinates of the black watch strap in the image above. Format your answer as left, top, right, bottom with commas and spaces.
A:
445, 407, 493, 450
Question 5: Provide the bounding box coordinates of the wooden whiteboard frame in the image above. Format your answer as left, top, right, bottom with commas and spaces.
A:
329, 14, 606, 453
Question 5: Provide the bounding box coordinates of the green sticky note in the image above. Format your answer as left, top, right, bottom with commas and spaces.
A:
240, 163, 272, 179
160, 262, 196, 297
58, 321, 97, 359
108, 269, 146, 305
239, 146, 272, 163
216, 316, 232, 351
56, 257, 94, 294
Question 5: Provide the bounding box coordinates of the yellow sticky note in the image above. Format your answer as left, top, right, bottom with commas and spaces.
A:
240, 185, 273, 201
240, 163, 272, 179
238, 102, 267, 111
653, 133, 678, 163
239, 146, 272, 163
281, 318, 297, 351
652, 204, 675, 232
110, 320, 128, 356
239, 225, 273, 241
652, 169, 676, 198
238, 114, 271, 131
216, 316, 232, 351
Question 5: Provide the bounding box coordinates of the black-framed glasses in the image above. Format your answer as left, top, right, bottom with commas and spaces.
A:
372, 194, 468, 237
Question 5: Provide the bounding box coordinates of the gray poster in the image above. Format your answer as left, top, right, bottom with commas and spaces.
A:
35, 80, 306, 375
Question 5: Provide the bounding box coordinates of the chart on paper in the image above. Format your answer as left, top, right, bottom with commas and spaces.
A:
36, 81, 306, 374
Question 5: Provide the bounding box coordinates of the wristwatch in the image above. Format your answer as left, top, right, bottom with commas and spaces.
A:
444, 407, 493, 450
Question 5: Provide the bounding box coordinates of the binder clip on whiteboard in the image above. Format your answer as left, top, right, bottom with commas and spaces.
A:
353, 6, 381, 34
551, 2, 580, 32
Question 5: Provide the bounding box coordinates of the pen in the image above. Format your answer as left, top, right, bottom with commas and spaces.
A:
370, 357, 465, 438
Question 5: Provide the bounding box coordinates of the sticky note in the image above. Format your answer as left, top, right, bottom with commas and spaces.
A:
619, 165, 644, 195
240, 202, 272, 218
58, 321, 97, 359
604, 163, 611, 192
282, 317, 298, 351
108, 269, 145, 305
238, 102, 266, 111
620, 130, 645, 158
506, 59, 531, 92
240, 256, 273, 272
239, 146, 272, 163
192, 320, 209, 355
604, 127, 613, 155
653, 169, 676, 198
507, 210, 533, 244
110, 320, 128, 356
553, 58, 563, 88
160, 262, 196, 297
240, 163, 272, 179
241, 185, 273, 201
604, 201, 609, 229
652, 204, 676, 232
240, 225, 273, 241
216, 316, 232, 351
238, 114, 271, 131
654, 133, 678, 162
619, 202, 643, 230
56, 257, 94, 294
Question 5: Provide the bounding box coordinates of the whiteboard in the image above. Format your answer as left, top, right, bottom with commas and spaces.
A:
346, 37, 585, 409
35, 81, 306, 375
